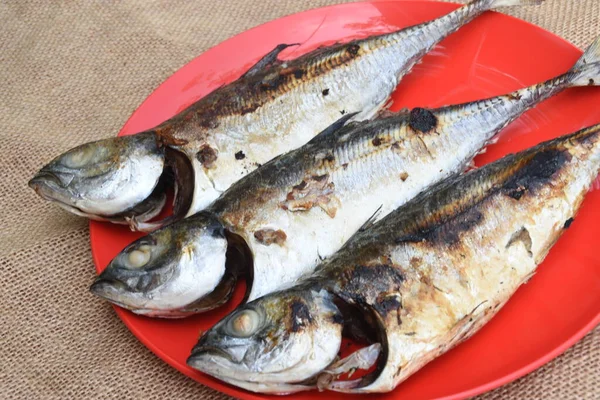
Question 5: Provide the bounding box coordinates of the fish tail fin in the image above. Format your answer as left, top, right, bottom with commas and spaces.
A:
487, 0, 545, 7
568, 35, 600, 87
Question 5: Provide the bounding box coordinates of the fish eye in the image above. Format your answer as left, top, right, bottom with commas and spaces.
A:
227, 309, 262, 337
126, 244, 152, 268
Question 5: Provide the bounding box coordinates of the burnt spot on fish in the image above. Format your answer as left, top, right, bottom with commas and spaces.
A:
197, 145, 218, 168
395, 233, 427, 244
254, 228, 287, 246
396, 208, 483, 245
400, 172, 409, 181
408, 108, 438, 133
342, 163, 349, 170
259, 72, 286, 91
289, 300, 313, 332
293, 69, 305, 79
239, 102, 262, 115
508, 93, 522, 101
503, 149, 569, 197
281, 174, 340, 218
340, 110, 346, 115
431, 209, 483, 244
374, 293, 402, 324
330, 312, 344, 325
564, 217, 574, 229
235, 150, 246, 160
507, 184, 526, 200
372, 137, 382, 146
346, 43, 361, 57
322, 88, 330, 96
337, 264, 405, 313
199, 118, 220, 129
391, 142, 402, 153
155, 128, 189, 147
324, 153, 335, 162
506, 227, 533, 257
590, 79, 596, 86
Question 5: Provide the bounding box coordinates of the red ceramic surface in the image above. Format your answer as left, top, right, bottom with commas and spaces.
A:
90, 1, 600, 399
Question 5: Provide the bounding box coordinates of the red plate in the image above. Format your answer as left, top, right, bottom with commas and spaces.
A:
90, 1, 600, 399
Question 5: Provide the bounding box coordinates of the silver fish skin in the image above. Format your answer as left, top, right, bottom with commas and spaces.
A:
89, 33, 600, 318
188, 121, 600, 394
30, 0, 536, 231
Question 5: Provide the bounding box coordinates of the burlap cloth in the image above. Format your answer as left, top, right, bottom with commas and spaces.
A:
1, 1, 598, 399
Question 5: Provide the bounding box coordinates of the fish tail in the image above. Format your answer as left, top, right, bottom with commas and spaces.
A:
567, 35, 600, 87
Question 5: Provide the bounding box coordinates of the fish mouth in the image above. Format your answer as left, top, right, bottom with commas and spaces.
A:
188, 345, 237, 364
89, 277, 139, 311
28, 170, 68, 201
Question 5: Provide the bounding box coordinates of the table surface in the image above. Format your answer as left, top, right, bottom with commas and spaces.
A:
1, 1, 598, 399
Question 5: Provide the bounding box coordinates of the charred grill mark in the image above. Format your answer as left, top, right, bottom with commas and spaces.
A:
396, 207, 483, 246
280, 174, 340, 218
503, 149, 569, 198
564, 217, 574, 229
431, 209, 483, 244
391, 144, 575, 251
197, 145, 218, 168
253, 228, 287, 246
337, 264, 405, 316
346, 43, 361, 57
234, 150, 246, 160
408, 108, 438, 133
289, 300, 313, 332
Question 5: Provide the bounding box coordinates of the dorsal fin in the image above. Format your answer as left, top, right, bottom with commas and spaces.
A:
242, 43, 300, 79
306, 112, 359, 145
358, 205, 383, 233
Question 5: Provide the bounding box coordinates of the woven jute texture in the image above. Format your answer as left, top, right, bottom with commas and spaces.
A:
1, 1, 598, 399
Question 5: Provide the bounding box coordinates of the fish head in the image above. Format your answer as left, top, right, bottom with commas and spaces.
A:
90, 212, 232, 317
29, 132, 165, 221
187, 288, 344, 393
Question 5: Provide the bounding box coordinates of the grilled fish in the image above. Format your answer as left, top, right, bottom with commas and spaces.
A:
29, 0, 540, 231
187, 120, 600, 394
89, 35, 600, 317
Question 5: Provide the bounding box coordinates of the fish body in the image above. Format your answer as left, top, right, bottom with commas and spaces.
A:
30, 0, 532, 230
188, 121, 600, 394
89, 32, 600, 317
